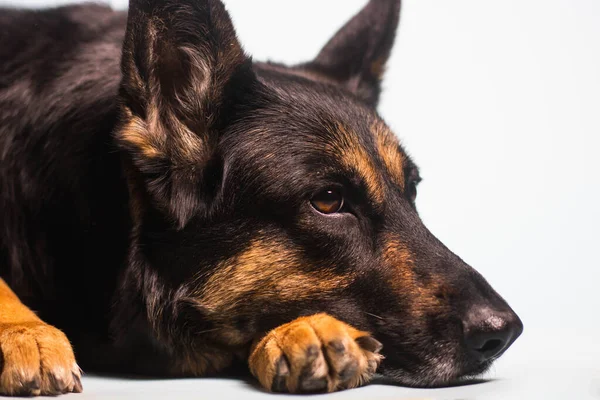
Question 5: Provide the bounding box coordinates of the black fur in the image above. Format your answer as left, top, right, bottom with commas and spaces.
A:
0, 0, 522, 388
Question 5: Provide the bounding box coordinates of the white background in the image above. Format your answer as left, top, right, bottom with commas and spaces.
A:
1, 0, 599, 398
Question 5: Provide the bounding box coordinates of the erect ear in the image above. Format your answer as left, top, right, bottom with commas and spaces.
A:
301, 0, 401, 107
116, 0, 254, 228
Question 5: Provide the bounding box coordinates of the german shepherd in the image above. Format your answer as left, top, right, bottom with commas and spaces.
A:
0, 0, 523, 395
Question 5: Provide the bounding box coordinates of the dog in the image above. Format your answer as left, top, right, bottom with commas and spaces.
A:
0, 0, 523, 395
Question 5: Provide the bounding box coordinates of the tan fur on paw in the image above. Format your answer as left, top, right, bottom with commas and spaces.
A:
249, 313, 383, 393
0, 321, 82, 396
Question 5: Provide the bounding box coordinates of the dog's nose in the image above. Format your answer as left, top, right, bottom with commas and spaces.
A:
463, 305, 523, 362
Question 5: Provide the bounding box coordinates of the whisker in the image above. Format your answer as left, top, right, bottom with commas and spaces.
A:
194, 328, 220, 335
365, 312, 384, 320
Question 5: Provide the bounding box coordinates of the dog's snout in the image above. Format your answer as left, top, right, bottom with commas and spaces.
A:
463, 305, 523, 362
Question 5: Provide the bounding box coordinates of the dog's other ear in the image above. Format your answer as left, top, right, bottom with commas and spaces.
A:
116, 0, 253, 228
301, 0, 401, 106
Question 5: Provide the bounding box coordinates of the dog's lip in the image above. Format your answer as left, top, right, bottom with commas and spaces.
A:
377, 368, 491, 388
377, 356, 495, 388
460, 358, 495, 379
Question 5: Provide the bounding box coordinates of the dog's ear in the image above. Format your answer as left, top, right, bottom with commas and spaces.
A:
116, 0, 253, 228
301, 0, 401, 106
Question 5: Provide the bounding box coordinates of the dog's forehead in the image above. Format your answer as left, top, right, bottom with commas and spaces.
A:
247, 64, 413, 198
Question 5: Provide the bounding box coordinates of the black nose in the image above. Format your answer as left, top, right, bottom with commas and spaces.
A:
463, 306, 523, 362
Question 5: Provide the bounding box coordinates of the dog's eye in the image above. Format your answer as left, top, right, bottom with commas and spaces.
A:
311, 189, 344, 214
408, 181, 418, 202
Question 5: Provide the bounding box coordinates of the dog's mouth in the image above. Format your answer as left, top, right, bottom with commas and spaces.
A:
378, 357, 495, 388
369, 293, 523, 388
375, 337, 502, 389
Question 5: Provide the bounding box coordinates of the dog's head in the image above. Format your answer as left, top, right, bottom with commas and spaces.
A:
114, 0, 522, 386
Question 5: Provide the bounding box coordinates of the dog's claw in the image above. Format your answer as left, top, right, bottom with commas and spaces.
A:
271, 356, 289, 392
299, 376, 328, 392
328, 339, 346, 354
339, 359, 359, 382
356, 336, 383, 353
19, 377, 41, 396
73, 372, 83, 393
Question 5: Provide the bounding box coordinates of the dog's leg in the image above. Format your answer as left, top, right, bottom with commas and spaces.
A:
0, 278, 82, 396
248, 313, 383, 393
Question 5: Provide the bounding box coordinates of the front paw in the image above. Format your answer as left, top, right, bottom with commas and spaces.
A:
0, 321, 82, 396
249, 313, 383, 393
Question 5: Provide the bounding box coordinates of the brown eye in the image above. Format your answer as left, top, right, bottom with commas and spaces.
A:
408, 181, 418, 202
311, 189, 344, 214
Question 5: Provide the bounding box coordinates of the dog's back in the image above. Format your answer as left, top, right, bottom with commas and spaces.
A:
0, 5, 129, 358
0, 4, 125, 107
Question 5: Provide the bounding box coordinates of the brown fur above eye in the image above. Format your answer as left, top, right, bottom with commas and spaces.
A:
321, 120, 410, 207
373, 120, 405, 190
325, 122, 385, 206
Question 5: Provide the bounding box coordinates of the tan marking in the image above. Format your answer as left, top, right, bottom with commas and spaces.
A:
382, 238, 414, 276
373, 121, 405, 190
249, 313, 382, 393
198, 238, 351, 319
382, 236, 444, 317
0, 279, 82, 395
118, 105, 165, 158
118, 104, 205, 165
192, 237, 352, 348
119, 115, 162, 158
327, 123, 385, 205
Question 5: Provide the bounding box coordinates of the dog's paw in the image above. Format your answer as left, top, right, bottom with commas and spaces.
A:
0, 321, 82, 396
249, 313, 383, 393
